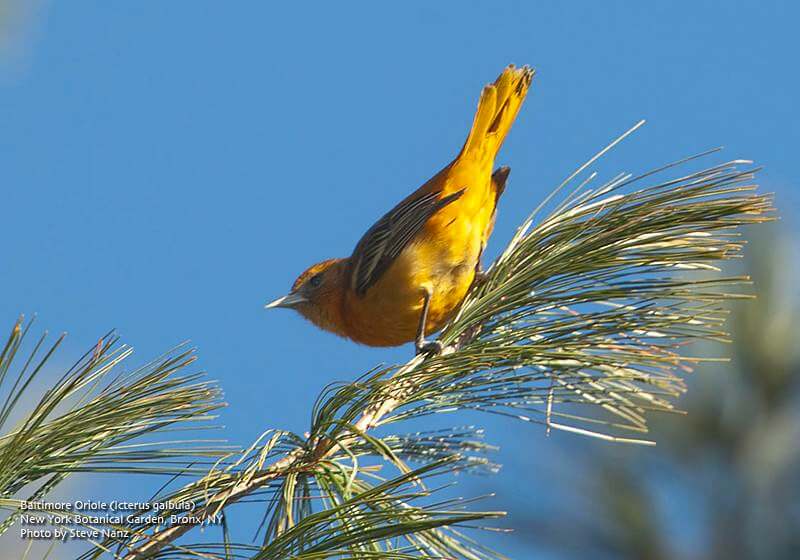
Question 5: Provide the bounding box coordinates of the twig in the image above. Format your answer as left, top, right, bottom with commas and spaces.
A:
123, 342, 480, 558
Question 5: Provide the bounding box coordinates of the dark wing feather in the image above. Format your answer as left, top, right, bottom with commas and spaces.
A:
349, 188, 465, 296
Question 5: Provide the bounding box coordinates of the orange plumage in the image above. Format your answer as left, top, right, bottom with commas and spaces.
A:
266, 65, 533, 350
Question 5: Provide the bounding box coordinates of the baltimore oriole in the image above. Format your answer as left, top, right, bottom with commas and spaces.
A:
266, 65, 533, 353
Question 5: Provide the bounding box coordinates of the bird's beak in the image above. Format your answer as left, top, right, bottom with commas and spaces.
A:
264, 292, 307, 309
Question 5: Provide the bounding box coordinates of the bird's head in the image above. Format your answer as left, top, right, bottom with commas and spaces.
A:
265, 258, 348, 336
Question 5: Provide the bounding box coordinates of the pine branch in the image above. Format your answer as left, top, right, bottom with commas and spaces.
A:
115, 123, 774, 559
0, 318, 229, 543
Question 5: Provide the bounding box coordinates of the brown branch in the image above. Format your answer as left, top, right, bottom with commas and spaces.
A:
123, 346, 452, 558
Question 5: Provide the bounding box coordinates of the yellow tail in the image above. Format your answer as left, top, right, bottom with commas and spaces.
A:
461, 65, 534, 162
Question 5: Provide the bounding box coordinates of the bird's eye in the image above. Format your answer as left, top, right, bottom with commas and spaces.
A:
308, 273, 323, 288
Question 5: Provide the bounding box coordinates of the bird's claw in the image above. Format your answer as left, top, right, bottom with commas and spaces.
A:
472, 270, 489, 289
415, 339, 443, 356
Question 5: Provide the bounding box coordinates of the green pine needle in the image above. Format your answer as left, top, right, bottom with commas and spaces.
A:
0, 318, 228, 541
102, 125, 776, 560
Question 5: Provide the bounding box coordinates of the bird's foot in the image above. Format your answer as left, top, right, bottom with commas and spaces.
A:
471, 269, 490, 291
415, 338, 443, 356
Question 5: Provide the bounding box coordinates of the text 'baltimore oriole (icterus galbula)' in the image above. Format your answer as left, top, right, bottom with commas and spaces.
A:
266, 64, 534, 353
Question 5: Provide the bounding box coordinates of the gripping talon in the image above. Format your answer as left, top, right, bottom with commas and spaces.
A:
472, 269, 489, 289
415, 339, 443, 356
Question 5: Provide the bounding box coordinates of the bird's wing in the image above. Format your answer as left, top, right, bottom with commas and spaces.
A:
349, 188, 464, 296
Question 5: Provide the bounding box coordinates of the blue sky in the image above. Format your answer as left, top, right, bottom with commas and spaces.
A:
1, 2, 797, 557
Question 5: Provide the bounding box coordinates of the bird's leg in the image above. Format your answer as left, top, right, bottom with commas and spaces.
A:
415, 287, 443, 356
471, 244, 489, 290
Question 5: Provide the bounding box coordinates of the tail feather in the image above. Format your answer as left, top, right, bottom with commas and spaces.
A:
461, 65, 534, 161
492, 166, 511, 203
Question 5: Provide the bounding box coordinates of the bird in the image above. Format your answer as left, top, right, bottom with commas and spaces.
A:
266, 64, 533, 354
